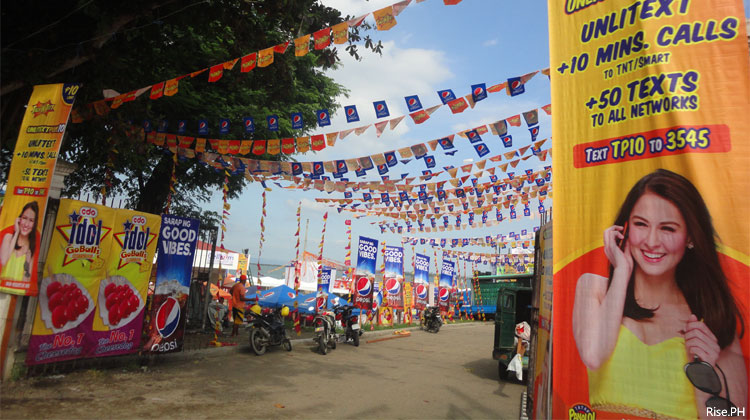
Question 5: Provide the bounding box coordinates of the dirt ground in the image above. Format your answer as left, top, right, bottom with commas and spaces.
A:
1, 322, 525, 419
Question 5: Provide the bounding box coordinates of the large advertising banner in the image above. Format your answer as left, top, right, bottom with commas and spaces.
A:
532, 223, 553, 420
352, 237, 378, 310
0, 83, 79, 296
549, 1, 750, 419
143, 214, 199, 354
383, 245, 404, 309
26, 200, 160, 365
414, 253, 430, 310
438, 259, 454, 311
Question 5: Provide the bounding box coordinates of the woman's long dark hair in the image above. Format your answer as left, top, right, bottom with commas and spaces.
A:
15, 201, 38, 256
608, 169, 744, 349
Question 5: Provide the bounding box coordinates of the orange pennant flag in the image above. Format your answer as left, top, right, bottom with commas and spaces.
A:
500, 163, 508, 172
507, 115, 522, 127
295, 35, 311, 57
339, 128, 355, 139
375, 121, 388, 137
267, 139, 281, 155
241, 53, 257, 72
355, 125, 371, 135
409, 109, 430, 124
239, 140, 252, 155
223, 58, 239, 70
164, 78, 179, 96
332, 22, 349, 44
487, 82, 507, 93
296, 137, 310, 153
509, 159, 520, 168
518, 145, 531, 156
542, 103, 552, 115
326, 133, 339, 147
195, 138, 206, 153
373, 6, 397, 30
258, 47, 274, 67
427, 139, 439, 151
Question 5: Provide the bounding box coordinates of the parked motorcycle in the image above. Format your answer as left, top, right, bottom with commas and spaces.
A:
247, 305, 292, 355
313, 308, 338, 355
335, 305, 362, 346
421, 306, 442, 333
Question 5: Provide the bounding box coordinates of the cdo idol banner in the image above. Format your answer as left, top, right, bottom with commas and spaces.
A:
438, 259, 454, 311
0, 83, 79, 296
27, 199, 160, 365
353, 236, 378, 310
142, 214, 200, 354
414, 253, 430, 310
549, 1, 750, 419
383, 245, 404, 309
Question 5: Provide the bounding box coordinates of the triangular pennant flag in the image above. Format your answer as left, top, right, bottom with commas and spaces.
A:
542, 104, 552, 115
375, 121, 388, 137
393, 0, 412, 16
427, 139, 439, 151
339, 128, 355, 139
389, 115, 406, 130
355, 125, 371, 135
510, 159, 520, 168
348, 14, 368, 27
487, 81, 507, 93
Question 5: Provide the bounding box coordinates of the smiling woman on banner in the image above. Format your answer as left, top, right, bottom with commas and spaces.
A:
572, 169, 747, 419
0, 201, 40, 288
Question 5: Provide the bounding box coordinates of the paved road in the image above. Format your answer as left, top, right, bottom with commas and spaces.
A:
1, 322, 525, 419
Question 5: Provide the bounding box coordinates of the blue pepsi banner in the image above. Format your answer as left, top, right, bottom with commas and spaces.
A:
353, 236, 378, 310
383, 246, 404, 309
143, 214, 200, 354
414, 253, 430, 310
318, 267, 332, 294
438, 259, 455, 311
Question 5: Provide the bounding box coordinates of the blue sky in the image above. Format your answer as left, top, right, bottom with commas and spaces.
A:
213, 0, 553, 273
213, 1, 749, 272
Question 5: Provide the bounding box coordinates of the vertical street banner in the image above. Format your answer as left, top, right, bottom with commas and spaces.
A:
438, 259, 454, 311
549, 1, 750, 419
27, 200, 112, 365
143, 214, 199, 354
414, 253, 430, 310
353, 236, 378, 309
26, 200, 160, 365
93, 209, 159, 357
318, 267, 332, 294
383, 245, 404, 309
532, 223, 553, 420
0, 83, 79, 296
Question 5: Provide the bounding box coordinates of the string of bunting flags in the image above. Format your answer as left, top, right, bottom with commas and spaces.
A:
69, 0, 469, 118
131, 70, 546, 139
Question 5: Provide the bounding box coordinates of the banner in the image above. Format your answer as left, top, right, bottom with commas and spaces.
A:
550, 1, 750, 419
414, 253, 430, 309
532, 223, 552, 420
353, 236, 378, 309
318, 267, 332, 294
142, 214, 200, 354
26, 200, 160, 364
0, 83, 79, 296
383, 245, 404, 309
438, 259, 454, 311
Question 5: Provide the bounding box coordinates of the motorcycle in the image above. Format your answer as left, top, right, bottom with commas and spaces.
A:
246, 305, 292, 355
313, 308, 338, 355
421, 306, 443, 333
335, 305, 362, 346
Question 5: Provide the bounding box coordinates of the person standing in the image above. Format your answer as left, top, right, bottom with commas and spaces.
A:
230, 275, 252, 337
0, 201, 39, 287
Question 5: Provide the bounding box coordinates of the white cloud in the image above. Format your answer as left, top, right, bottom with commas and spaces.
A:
482, 39, 498, 47
320, 0, 399, 17
295, 198, 330, 213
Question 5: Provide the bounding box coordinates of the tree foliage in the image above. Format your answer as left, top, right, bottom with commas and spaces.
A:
1, 0, 381, 227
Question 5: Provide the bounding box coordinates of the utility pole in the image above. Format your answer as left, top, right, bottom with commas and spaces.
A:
302, 218, 309, 257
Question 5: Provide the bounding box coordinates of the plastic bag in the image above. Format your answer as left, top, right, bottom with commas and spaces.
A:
515, 321, 530, 341
507, 353, 523, 381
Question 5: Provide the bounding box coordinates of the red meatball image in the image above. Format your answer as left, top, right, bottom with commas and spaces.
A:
46, 279, 89, 330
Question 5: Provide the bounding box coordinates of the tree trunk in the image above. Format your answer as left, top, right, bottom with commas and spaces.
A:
135, 153, 173, 214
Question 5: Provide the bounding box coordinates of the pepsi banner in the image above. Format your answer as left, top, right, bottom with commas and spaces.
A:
438, 259, 454, 311
27, 200, 160, 365
143, 214, 200, 354
383, 246, 404, 309
353, 236, 378, 310
318, 267, 332, 294
413, 253, 430, 310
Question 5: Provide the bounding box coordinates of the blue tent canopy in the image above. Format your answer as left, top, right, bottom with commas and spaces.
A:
256, 285, 297, 308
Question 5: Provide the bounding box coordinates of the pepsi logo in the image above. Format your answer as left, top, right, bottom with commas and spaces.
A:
512, 80, 522, 89
426, 158, 434, 164
377, 104, 385, 112
385, 278, 401, 295
347, 108, 355, 116
245, 120, 252, 127
408, 98, 417, 106
416, 284, 428, 299
262, 291, 274, 299
287, 292, 295, 299
439, 288, 450, 301
316, 297, 326, 309
315, 164, 322, 170
473, 87, 483, 96
441, 91, 451, 98
356, 277, 371, 297
338, 162, 345, 169
387, 155, 395, 162
156, 297, 180, 338
221, 121, 228, 128
478, 145, 485, 152
319, 112, 327, 119
532, 127, 539, 135
178, 122, 185, 128
294, 115, 301, 123
199, 122, 207, 128
269, 118, 277, 124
